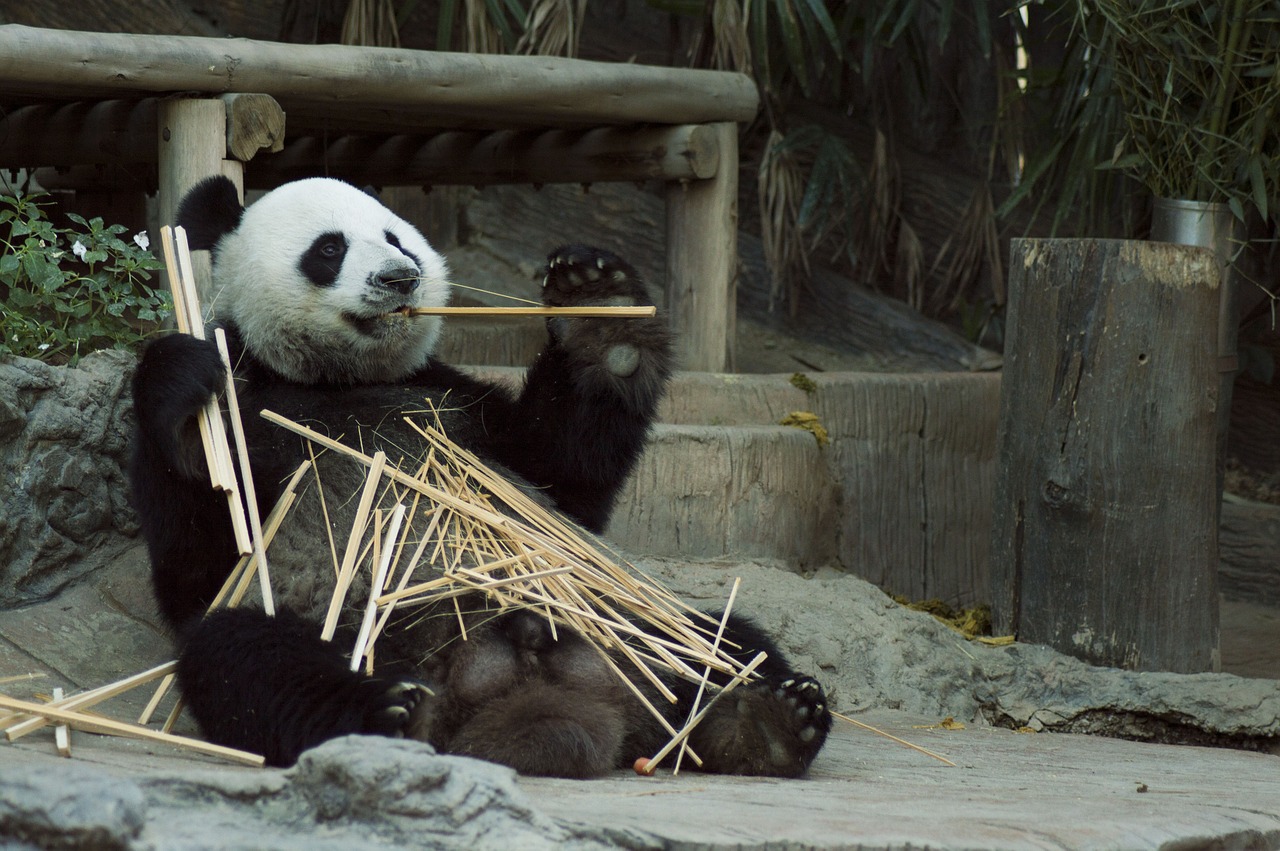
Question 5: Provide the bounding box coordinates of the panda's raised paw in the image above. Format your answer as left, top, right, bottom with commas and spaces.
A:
541, 245, 648, 308
361, 679, 434, 738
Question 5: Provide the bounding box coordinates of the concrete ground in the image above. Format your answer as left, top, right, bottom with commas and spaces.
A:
3, 707, 1279, 850
2, 551, 1278, 849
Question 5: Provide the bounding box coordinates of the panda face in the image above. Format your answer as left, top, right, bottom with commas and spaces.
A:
210, 178, 451, 385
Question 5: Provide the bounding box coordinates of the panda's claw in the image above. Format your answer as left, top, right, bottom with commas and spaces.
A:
542, 245, 649, 309
363, 679, 433, 738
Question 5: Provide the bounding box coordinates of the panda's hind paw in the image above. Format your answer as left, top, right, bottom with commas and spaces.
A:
541, 245, 648, 307
768, 675, 832, 747
361, 679, 433, 738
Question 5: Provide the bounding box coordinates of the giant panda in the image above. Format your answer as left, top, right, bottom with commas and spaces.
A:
129, 175, 832, 776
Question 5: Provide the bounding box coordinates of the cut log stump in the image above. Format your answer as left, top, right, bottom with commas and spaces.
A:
991, 239, 1222, 673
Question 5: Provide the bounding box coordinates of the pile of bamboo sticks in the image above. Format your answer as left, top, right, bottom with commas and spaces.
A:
264, 404, 762, 774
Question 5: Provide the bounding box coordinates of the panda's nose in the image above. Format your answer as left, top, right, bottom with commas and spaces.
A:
376, 268, 420, 296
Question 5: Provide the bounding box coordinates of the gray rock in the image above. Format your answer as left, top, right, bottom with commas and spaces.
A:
0, 760, 145, 850
640, 558, 1280, 749
131, 737, 643, 850
0, 350, 138, 608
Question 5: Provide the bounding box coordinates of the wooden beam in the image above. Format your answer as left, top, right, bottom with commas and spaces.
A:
990, 238, 1221, 673
0, 25, 758, 131
158, 98, 240, 306
222, 93, 286, 162
665, 122, 738, 372
248, 124, 719, 188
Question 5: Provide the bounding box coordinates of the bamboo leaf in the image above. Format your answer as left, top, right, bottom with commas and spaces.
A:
796, 0, 841, 55
775, 0, 810, 93
971, 0, 992, 58
437, 0, 457, 50
1248, 157, 1268, 221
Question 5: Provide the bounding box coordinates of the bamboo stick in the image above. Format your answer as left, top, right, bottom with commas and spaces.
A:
0, 693, 263, 766
321, 452, 387, 641
640, 651, 768, 775
51, 688, 70, 758
159, 225, 253, 555
674, 577, 740, 775
214, 327, 274, 615
351, 502, 406, 671
397, 305, 655, 318
5, 661, 178, 741
831, 711, 957, 768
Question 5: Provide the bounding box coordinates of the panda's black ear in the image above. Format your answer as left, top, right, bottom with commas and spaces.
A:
176, 176, 244, 250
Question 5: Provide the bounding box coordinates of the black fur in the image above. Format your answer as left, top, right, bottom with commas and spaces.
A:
130, 178, 832, 775
175, 177, 243, 252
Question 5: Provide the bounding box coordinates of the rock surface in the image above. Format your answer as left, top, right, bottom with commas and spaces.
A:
0, 350, 139, 608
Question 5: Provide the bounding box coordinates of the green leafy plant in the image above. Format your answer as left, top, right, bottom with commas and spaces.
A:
1081, 0, 1280, 221
0, 192, 171, 365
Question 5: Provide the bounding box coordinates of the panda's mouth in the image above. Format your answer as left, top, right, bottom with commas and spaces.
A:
343, 306, 415, 335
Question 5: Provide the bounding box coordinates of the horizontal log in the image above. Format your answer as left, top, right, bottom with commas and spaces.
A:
249, 125, 719, 187
0, 25, 758, 131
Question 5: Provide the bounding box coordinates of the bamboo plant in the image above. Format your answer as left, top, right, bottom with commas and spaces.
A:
1081, 0, 1280, 221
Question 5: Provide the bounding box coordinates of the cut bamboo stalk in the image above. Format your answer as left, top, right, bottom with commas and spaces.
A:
158, 225, 222, 492
159, 225, 252, 555
831, 711, 957, 768
215, 327, 274, 615
321, 451, 387, 641
674, 577, 740, 775
0, 693, 263, 766
641, 651, 768, 775
397, 305, 655, 318
6, 661, 178, 741
138, 673, 176, 726
52, 687, 71, 757
351, 502, 406, 671
161, 696, 185, 734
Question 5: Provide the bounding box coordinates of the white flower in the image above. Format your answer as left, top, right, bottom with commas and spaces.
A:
71, 240, 87, 261
133, 231, 150, 251
37, 343, 50, 351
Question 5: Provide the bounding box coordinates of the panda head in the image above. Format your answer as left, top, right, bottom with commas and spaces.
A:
177, 176, 451, 385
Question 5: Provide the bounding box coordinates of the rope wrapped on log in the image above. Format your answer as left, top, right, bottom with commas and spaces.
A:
3, 113, 719, 187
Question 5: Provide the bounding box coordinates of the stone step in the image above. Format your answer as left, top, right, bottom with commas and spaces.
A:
606, 423, 837, 566
459, 363, 1002, 605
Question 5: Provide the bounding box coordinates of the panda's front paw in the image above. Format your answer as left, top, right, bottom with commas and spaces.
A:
539, 245, 668, 381
133, 333, 227, 478
360, 679, 434, 739
541, 245, 649, 309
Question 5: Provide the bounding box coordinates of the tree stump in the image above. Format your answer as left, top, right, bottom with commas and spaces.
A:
991, 239, 1221, 673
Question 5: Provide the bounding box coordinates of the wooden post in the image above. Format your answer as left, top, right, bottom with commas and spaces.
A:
666, 122, 738, 373
990, 239, 1221, 673
158, 97, 240, 310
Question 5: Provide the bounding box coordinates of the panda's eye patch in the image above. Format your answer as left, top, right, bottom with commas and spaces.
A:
300, 232, 347, 288
385, 228, 423, 269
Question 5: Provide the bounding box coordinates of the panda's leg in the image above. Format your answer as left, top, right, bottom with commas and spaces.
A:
490, 245, 673, 532
427, 611, 628, 778
177, 607, 430, 767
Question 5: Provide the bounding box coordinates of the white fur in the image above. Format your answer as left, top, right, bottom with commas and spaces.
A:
210, 178, 451, 384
